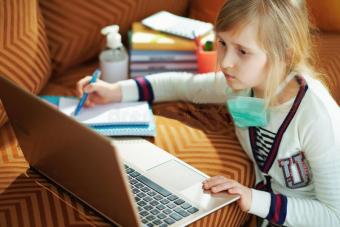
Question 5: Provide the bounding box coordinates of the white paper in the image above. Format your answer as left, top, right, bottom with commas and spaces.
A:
59, 98, 151, 126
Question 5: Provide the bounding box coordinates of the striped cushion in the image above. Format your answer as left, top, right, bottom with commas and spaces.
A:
0, 102, 254, 226
39, 0, 190, 76
0, 0, 51, 128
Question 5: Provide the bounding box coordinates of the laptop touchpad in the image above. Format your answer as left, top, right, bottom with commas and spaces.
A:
147, 160, 206, 192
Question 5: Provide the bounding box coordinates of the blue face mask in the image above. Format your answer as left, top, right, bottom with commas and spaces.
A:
225, 73, 296, 128
226, 89, 267, 128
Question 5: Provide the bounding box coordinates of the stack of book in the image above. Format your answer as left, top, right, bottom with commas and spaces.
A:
129, 22, 198, 77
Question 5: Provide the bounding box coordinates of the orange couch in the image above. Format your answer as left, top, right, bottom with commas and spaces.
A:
0, 0, 339, 226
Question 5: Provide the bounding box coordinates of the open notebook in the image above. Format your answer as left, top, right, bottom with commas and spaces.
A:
40, 96, 156, 136
59, 98, 151, 126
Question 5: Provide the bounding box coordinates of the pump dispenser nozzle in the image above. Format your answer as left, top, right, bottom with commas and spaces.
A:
101, 25, 122, 49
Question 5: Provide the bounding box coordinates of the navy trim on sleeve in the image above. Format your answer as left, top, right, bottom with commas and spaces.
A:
133, 76, 155, 103
266, 193, 288, 225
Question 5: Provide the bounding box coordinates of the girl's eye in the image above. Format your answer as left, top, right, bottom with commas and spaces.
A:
239, 49, 247, 55
218, 39, 226, 47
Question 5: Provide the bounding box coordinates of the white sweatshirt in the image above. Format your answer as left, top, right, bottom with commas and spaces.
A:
118, 72, 340, 226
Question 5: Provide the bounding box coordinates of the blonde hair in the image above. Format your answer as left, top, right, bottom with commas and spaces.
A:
215, 0, 321, 106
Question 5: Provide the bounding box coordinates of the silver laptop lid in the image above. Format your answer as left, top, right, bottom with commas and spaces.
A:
0, 75, 140, 227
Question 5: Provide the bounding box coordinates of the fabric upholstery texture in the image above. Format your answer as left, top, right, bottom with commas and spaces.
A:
0, 102, 255, 227
0, 0, 51, 128
39, 0, 189, 76
314, 34, 340, 104
40, 62, 98, 96
189, 0, 225, 24
308, 0, 340, 32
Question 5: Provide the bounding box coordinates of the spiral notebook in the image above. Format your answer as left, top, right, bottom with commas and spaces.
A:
40, 96, 156, 137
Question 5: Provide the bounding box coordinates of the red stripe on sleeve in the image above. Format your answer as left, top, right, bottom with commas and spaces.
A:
273, 194, 282, 223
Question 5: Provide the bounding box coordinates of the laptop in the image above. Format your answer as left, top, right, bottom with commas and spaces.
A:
0, 75, 239, 227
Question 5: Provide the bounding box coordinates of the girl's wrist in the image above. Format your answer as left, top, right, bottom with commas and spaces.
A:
117, 79, 139, 102
248, 189, 271, 218
245, 187, 252, 212
109, 83, 122, 102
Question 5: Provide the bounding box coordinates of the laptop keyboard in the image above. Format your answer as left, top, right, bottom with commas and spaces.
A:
124, 165, 199, 227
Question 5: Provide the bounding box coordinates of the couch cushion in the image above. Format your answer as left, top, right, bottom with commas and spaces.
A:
308, 0, 340, 32
40, 61, 98, 96
189, 0, 225, 24
39, 0, 190, 77
314, 34, 340, 104
0, 0, 51, 128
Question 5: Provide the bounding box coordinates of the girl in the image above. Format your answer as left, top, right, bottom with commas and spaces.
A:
77, 0, 340, 226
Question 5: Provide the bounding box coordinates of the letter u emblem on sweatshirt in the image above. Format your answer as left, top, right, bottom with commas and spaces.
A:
278, 152, 311, 189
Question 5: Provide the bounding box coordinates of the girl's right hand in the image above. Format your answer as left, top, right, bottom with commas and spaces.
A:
76, 76, 122, 108
202, 176, 252, 212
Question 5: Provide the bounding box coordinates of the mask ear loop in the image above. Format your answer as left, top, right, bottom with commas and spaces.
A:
210, 72, 232, 124
274, 72, 297, 96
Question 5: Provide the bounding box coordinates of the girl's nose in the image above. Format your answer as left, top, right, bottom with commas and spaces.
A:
220, 50, 235, 69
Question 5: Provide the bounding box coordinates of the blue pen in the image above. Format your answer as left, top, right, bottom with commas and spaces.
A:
73, 69, 101, 116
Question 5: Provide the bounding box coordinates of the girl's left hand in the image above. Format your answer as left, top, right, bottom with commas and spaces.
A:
202, 176, 252, 212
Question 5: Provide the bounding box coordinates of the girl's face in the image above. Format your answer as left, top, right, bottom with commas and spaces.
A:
216, 22, 268, 92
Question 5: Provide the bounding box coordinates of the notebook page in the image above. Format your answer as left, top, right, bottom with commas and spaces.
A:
59, 97, 151, 126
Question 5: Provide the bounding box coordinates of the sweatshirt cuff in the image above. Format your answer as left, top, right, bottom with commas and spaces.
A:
266, 193, 288, 225
117, 79, 139, 102
248, 189, 271, 218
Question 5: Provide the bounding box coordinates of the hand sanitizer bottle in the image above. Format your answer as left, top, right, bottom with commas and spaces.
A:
99, 25, 128, 83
